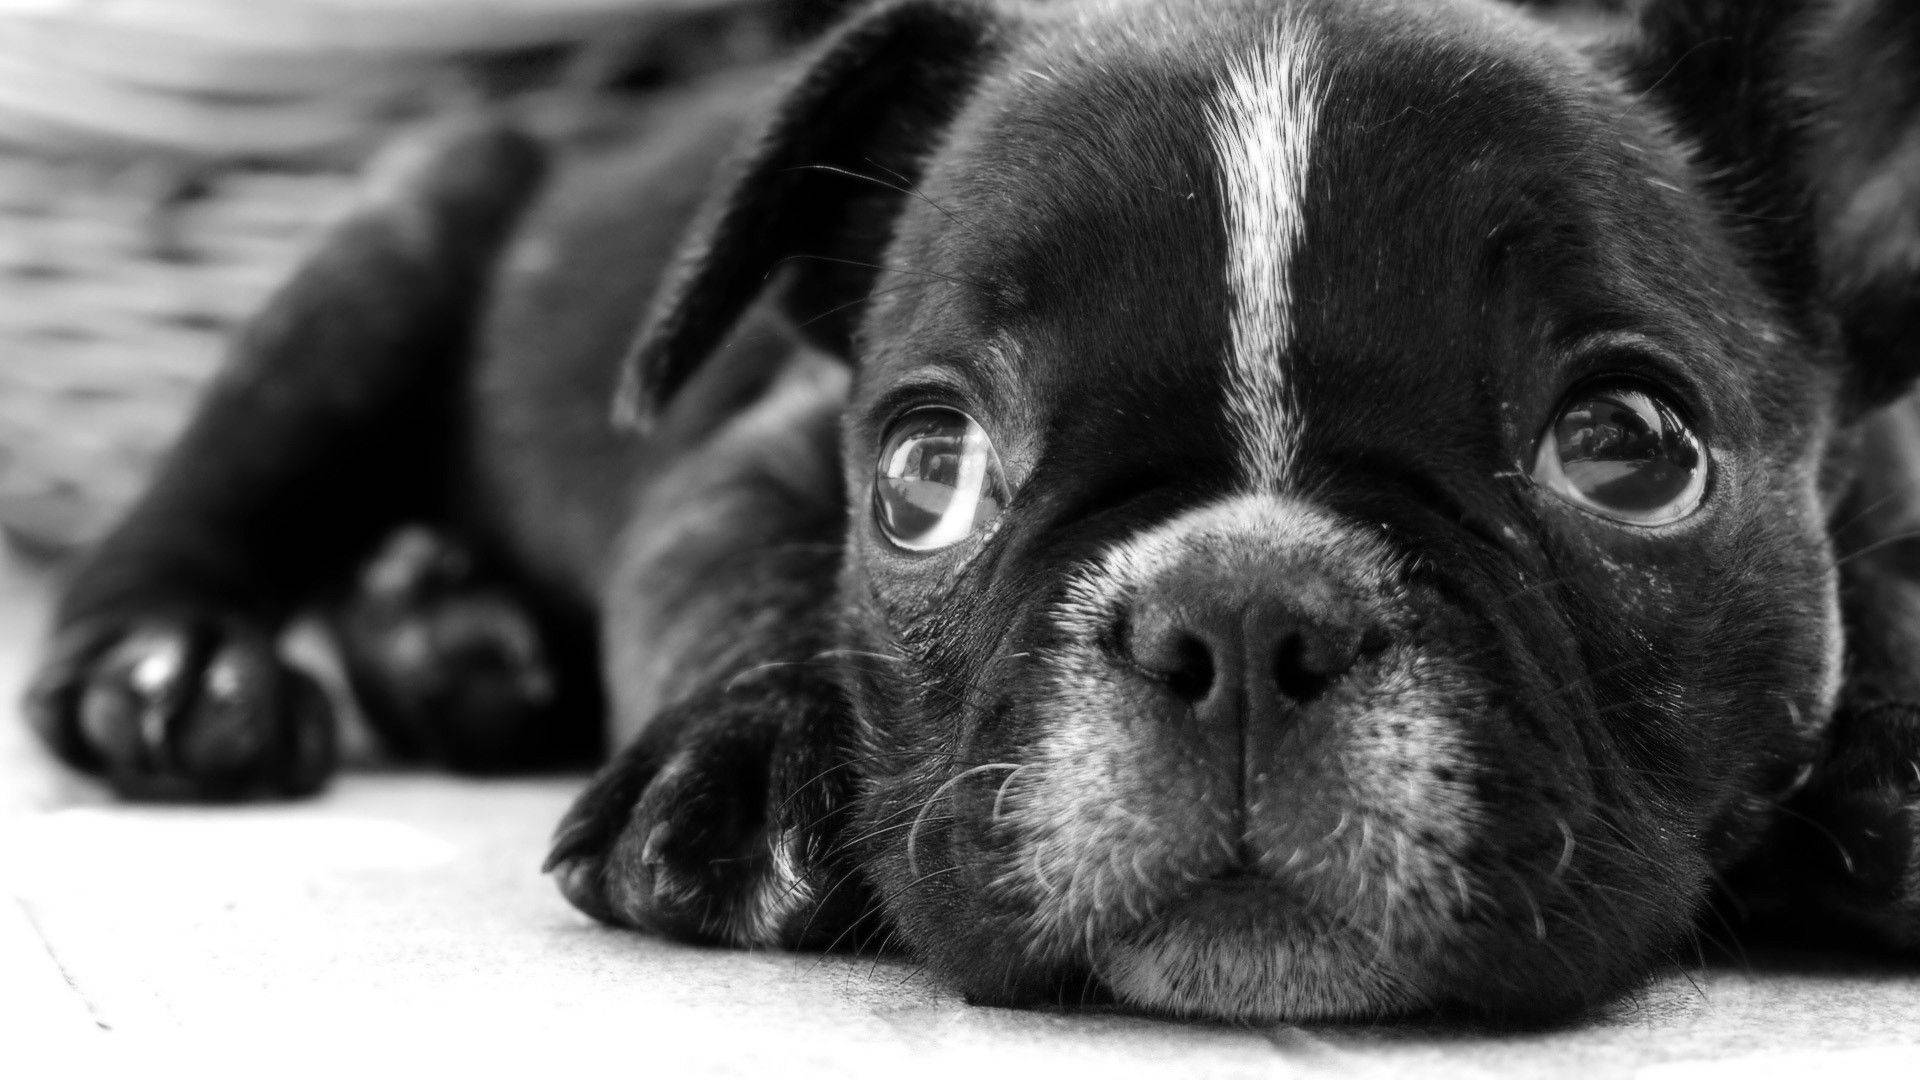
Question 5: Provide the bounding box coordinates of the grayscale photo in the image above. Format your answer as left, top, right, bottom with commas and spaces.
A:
2, 0, 1918, 1072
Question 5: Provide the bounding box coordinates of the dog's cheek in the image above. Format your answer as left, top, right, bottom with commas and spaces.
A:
1685, 523, 1840, 862
1663, 529, 1834, 828
1366, 571, 1689, 1017
833, 588, 1071, 995
1460, 510, 1840, 1014
1436, 750, 1685, 1018
846, 713, 1089, 1002
999, 651, 1229, 954
840, 576, 1209, 1003
1544, 500, 1835, 848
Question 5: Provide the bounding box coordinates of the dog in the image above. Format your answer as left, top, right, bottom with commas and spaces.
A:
21, 0, 1920, 1024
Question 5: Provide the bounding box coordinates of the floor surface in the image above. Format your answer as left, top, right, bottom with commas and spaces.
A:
3, 548, 1919, 1076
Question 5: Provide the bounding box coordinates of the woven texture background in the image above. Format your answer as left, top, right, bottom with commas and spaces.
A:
0, 0, 774, 557
0, 153, 353, 556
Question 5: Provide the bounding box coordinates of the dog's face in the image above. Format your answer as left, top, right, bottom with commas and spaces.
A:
835, 0, 1842, 1020
624, 0, 1920, 1022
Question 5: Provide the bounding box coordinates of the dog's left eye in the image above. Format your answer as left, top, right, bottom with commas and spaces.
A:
873, 407, 1008, 552
1532, 384, 1708, 526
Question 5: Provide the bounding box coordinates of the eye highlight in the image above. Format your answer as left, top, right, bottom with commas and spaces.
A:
873, 407, 1008, 552
1531, 384, 1708, 527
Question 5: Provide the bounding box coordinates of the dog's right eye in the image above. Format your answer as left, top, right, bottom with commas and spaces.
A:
873, 407, 1008, 552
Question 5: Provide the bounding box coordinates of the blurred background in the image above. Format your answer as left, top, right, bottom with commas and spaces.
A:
0, 0, 840, 562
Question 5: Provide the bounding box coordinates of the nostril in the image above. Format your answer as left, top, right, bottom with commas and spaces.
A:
1272, 629, 1375, 702
1159, 633, 1215, 702
1272, 635, 1332, 701
1122, 609, 1217, 703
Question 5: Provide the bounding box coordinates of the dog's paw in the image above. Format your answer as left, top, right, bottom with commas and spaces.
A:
544, 682, 826, 948
1797, 703, 1920, 949
23, 615, 335, 800
332, 527, 577, 771
1732, 701, 1920, 951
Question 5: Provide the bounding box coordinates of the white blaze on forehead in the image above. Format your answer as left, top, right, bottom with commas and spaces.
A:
1209, 25, 1326, 489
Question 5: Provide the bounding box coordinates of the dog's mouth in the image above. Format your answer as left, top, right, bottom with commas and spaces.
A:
1044, 829, 1454, 1021
1113, 863, 1324, 934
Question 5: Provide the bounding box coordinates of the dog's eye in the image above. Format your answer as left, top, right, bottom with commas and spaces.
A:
873, 407, 1008, 552
1532, 384, 1707, 526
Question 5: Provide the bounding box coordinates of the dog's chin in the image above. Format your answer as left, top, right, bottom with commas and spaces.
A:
1091, 882, 1430, 1022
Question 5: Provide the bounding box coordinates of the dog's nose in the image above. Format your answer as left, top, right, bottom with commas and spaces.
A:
1120, 559, 1384, 724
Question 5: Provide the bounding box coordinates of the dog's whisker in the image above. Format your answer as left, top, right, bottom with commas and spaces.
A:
904, 762, 1023, 878
786, 161, 981, 234
774, 252, 990, 292
1826, 487, 1913, 539
790, 277, 944, 333
1832, 526, 1920, 568
990, 764, 1032, 823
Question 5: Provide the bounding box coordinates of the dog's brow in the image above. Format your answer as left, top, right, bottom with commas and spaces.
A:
912, 334, 1022, 391
1208, 22, 1326, 491
879, 335, 1026, 422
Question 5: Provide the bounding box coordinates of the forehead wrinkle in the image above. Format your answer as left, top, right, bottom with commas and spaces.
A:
1208, 16, 1328, 493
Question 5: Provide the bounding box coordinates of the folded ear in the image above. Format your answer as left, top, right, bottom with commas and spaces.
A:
615, 0, 1008, 429
1627, 0, 1920, 407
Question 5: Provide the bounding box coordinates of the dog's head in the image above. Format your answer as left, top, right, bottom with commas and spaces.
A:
623, 0, 1920, 1021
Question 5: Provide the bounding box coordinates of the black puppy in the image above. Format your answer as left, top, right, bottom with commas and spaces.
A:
23, 0, 1920, 1023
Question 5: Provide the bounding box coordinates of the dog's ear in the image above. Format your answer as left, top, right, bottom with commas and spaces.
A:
614, 0, 1008, 429
1626, 0, 1920, 408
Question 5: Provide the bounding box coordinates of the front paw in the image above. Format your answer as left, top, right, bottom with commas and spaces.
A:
544, 674, 846, 948
1734, 701, 1920, 950
23, 614, 335, 800
1803, 706, 1920, 949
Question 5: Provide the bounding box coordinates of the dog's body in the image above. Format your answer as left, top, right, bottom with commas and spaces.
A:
24, 0, 1920, 1024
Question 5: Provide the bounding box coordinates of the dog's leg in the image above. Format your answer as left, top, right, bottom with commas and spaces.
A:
1768, 707, 1920, 951
22, 124, 548, 799
538, 0, 1021, 948
547, 356, 872, 949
